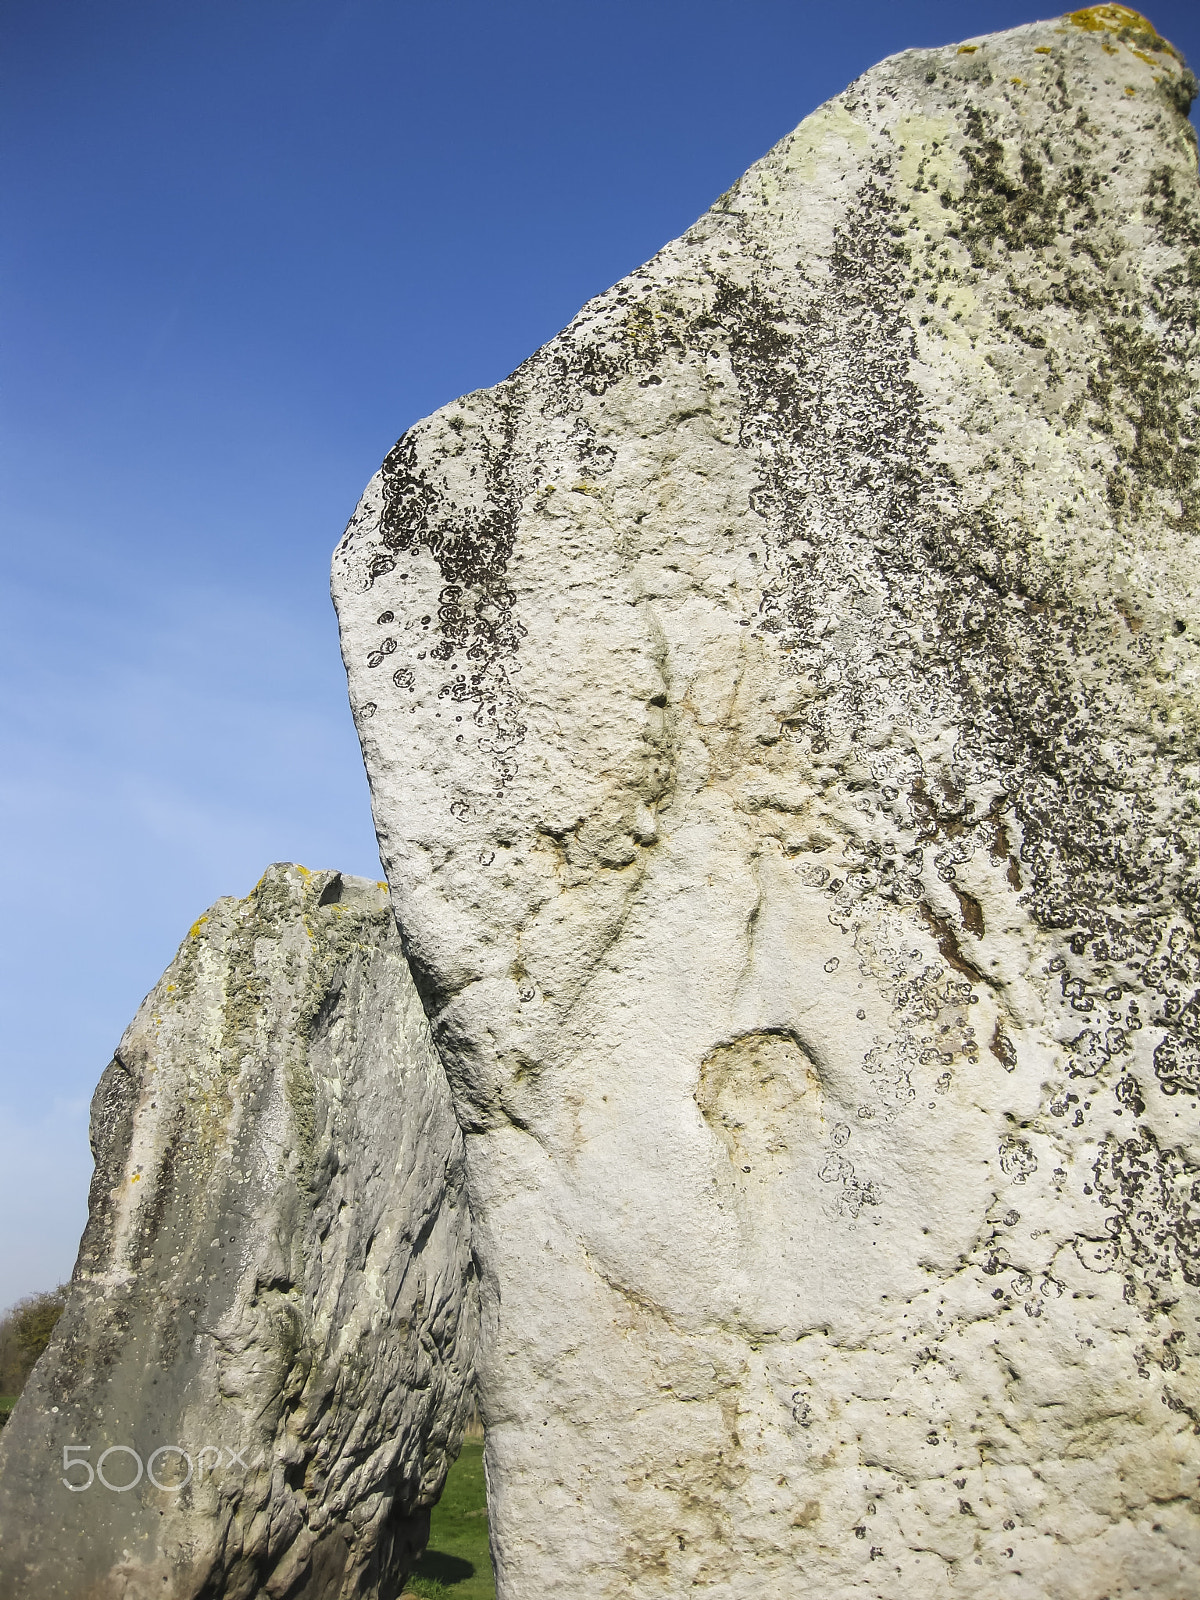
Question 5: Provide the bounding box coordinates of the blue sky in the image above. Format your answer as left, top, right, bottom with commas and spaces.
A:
3, 0, 1198, 1307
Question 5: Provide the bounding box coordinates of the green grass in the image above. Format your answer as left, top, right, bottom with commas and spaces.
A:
405, 1440, 494, 1600
0, 1396, 18, 1430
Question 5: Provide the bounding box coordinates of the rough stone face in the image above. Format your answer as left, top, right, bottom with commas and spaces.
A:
0, 864, 477, 1600
334, 8, 1200, 1596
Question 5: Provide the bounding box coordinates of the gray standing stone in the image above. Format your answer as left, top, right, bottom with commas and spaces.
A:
0, 864, 477, 1600
334, 8, 1200, 1595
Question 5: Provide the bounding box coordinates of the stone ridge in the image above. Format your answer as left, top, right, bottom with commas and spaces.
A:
335, 10, 1200, 1598
0, 863, 478, 1600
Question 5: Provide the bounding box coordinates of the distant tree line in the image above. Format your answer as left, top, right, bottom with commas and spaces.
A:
0, 1286, 69, 1404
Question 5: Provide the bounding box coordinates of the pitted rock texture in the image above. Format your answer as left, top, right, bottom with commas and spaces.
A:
335, 9, 1200, 1597
0, 864, 477, 1600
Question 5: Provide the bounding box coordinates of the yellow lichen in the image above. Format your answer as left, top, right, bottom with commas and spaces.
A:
1067, 6, 1181, 62
958, 44, 978, 54
780, 100, 870, 185
1034, 45, 1053, 54
895, 114, 956, 234
1070, 4, 1149, 29
189, 914, 209, 938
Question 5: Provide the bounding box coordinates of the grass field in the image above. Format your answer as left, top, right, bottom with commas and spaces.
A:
405, 1440, 495, 1600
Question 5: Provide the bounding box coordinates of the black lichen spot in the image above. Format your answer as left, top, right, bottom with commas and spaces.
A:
1153, 1031, 1200, 1096
374, 418, 527, 785
1094, 1126, 1200, 1297
990, 1026, 1018, 1073
953, 110, 1082, 263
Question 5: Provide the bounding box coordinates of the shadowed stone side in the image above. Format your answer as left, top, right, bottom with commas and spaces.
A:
0, 864, 477, 1600
335, 8, 1200, 1595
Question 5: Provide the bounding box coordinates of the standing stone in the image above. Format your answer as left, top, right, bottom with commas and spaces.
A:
334, 9, 1200, 1596
0, 865, 477, 1600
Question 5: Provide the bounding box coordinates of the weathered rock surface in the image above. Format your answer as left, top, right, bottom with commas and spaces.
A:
335, 8, 1200, 1595
0, 864, 477, 1600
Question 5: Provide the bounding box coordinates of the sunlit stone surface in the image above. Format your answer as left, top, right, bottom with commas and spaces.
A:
335, 10, 1200, 1594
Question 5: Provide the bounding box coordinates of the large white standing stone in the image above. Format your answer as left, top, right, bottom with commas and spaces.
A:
0, 865, 477, 1600
335, 10, 1200, 1594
